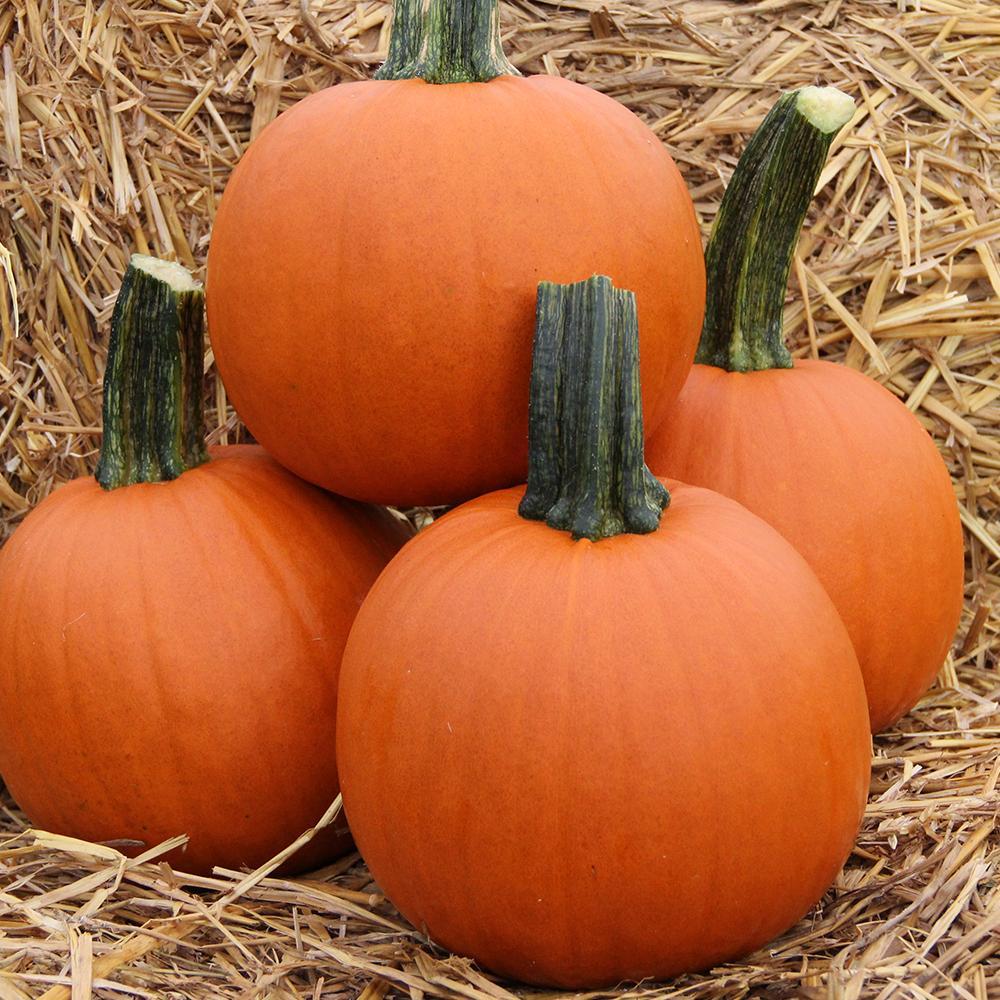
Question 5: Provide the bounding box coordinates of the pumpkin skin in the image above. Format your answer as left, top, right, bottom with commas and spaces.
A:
337, 482, 871, 988
0, 445, 409, 874
206, 76, 705, 506
646, 360, 964, 733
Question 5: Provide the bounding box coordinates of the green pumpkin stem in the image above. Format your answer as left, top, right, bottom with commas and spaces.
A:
376, 0, 519, 84
519, 275, 669, 542
96, 255, 208, 490
697, 85, 855, 373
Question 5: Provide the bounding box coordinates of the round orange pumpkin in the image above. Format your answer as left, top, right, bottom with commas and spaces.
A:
337, 276, 871, 988
206, 0, 704, 506
649, 362, 964, 733
0, 257, 409, 874
647, 88, 964, 732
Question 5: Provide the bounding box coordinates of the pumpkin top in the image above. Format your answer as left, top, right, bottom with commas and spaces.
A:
95, 255, 208, 490
518, 275, 669, 542
376, 0, 519, 85
696, 85, 855, 373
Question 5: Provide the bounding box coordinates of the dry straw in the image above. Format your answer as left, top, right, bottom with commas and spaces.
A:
0, 0, 998, 997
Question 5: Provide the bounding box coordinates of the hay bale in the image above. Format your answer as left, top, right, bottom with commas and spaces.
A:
0, 1, 998, 996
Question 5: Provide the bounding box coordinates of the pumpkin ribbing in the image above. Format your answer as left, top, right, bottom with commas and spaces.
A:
519, 276, 668, 541
96, 255, 208, 489
696, 86, 854, 373
376, 0, 519, 84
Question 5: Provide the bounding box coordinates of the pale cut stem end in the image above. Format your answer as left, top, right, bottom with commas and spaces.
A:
796, 85, 855, 134
130, 253, 202, 292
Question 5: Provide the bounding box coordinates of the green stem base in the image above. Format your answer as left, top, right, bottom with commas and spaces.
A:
376, 0, 519, 84
519, 275, 669, 542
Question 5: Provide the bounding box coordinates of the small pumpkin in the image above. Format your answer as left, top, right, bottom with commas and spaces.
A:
646, 87, 964, 733
337, 275, 871, 988
0, 257, 409, 874
206, 0, 704, 506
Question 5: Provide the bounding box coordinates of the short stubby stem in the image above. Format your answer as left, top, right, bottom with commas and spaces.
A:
376, 0, 519, 84
697, 85, 855, 373
519, 275, 669, 542
95, 255, 208, 490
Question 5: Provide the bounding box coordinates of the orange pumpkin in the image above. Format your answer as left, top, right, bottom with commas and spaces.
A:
206, 0, 704, 506
0, 257, 409, 874
337, 276, 871, 988
647, 88, 964, 732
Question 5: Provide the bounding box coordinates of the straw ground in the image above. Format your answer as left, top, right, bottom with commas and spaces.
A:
1, 1, 998, 997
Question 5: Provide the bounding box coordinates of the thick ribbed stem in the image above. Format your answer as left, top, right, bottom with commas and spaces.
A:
519, 275, 669, 542
697, 85, 855, 372
376, 0, 519, 83
95, 255, 208, 490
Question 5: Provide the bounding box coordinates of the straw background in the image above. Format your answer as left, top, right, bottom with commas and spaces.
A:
1, 0, 998, 997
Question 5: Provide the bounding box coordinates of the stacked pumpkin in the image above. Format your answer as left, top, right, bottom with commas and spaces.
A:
0, 0, 963, 988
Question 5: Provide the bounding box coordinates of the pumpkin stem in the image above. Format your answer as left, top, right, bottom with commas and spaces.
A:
519, 275, 669, 542
96, 255, 208, 490
376, 0, 519, 84
696, 86, 855, 373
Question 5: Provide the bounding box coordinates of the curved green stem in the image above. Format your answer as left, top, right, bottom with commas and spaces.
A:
697, 85, 855, 373
519, 275, 669, 542
377, 0, 519, 84
96, 255, 208, 490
